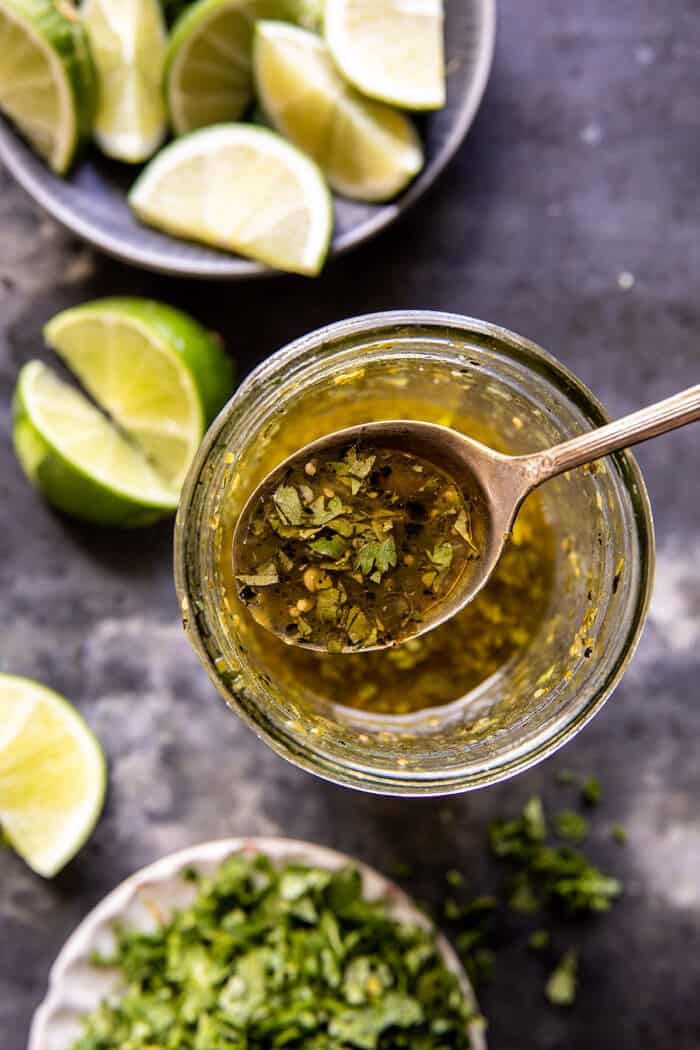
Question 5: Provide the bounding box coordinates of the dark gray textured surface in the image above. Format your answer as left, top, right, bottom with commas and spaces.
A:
1, 1, 699, 1048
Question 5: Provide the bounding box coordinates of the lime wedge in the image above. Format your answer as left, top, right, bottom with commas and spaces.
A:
13, 361, 180, 526
254, 21, 423, 202
0, 0, 96, 174
324, 0, 446, 111
44, 298, 233, 489
165, 0, 258, 136
129, 124, 333, 275
0, 674, 106, 878
82, 0, 168, 163
165, 0, 321, 137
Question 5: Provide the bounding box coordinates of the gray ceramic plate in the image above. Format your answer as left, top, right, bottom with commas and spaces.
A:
0, 1, 495, 279
28, 837, 486, 1050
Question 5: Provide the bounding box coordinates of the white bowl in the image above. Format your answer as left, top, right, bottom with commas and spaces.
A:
29, 837, 486, 1050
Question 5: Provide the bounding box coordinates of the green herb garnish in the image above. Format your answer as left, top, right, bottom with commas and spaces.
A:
545, 950, 578, 1006
72, 854, 478, 1050
555, 810, 589, 843
582, 777, 603, 806
611, 823, 628, 844
528, 928, 550, 951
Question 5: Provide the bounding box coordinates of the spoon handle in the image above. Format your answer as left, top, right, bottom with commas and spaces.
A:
523, 384, 700, 484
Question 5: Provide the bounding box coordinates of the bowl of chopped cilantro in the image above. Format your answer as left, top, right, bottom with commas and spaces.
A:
29, 838, 486, 1050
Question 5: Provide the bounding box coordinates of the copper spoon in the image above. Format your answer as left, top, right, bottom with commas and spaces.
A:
233, 384, 700, 652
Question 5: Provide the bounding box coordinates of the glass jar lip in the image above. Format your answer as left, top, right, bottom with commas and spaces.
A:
175, 311, 656, 796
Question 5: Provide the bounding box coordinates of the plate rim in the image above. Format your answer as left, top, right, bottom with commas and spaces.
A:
28, 836, 487, 1050
0, 0, 496, 280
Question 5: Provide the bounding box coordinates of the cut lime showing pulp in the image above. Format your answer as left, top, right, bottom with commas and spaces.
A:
129, 124, 333, 275
44, 298, 233, 489
324, 0, 446, 111
13, 361, 180, 526
165, 0, 319, 136
82, 0, 168, 163
165, 0, 258, 136
0, 0, 96, 174
0, 674, 106, 878
255, 21, 423, 202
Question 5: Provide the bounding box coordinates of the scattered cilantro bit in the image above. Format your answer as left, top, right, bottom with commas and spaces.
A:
309, 535, 348, 559
426, 541, 454, 571
508, 875, 541, 914
528, 929, 550, 951
523, 796, 548, 841
446, 787, 623, 1006
446, 868, 464, 888
555, 769, 577, 786
236, 561, 279, 588
545, 950, 578, 1006
355, 536, 397, 579
555, 810, 589, 843
71, 854, 478, 1050
611, 823, 628, 844
273, 484, 303, 525
581, 777, 603, 807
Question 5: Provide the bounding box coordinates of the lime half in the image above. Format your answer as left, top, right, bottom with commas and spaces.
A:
82, 0, 168, 163
129, 124, 333, 275
255, 21, 423, 202
13, 361, 180, 526
324, 0, 446, 111
0, 674, 106, 878
44, 298, 233, 489
0, 0, 96, 173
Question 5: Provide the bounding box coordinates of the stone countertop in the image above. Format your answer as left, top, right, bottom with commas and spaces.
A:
1, 1, 699, 1047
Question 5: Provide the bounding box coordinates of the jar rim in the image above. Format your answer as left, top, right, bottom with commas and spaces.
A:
175, 312, 655, 796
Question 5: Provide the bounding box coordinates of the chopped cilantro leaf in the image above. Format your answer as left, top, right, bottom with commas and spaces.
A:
309, 535, 348, 560
582, 777, 603, 807
71, 854, 478, 1050
236, 562, 279, 587
545, 950, 578, 1006
355, 536, 397, 579
555, 810, 589, 843
611, 823, 628, 844
273, 485, 303, 525
528, 928, 550, 951
426, 541, 454, 571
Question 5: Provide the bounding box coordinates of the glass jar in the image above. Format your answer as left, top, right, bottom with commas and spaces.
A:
174, 312, 654, 796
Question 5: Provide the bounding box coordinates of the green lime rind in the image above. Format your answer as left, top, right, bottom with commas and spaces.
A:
0, 0, 97, 173
0, 673, 106, 878
13, 362, 179, 527
45, 297, 235, 429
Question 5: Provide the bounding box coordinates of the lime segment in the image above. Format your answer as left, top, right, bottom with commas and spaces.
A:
129, 124, 333, 275
165, 0, 326, 136
254, 21, 423, 202
0, 674, 106, 878
82, 0, 168, 163
44, 298, 233, 489
324, 0, 446, 111
13, 361, 180, 526
0, 0, 95, 173
165, 0, 258, 136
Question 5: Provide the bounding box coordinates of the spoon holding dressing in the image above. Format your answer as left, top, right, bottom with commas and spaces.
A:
232, 384, 700, 653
